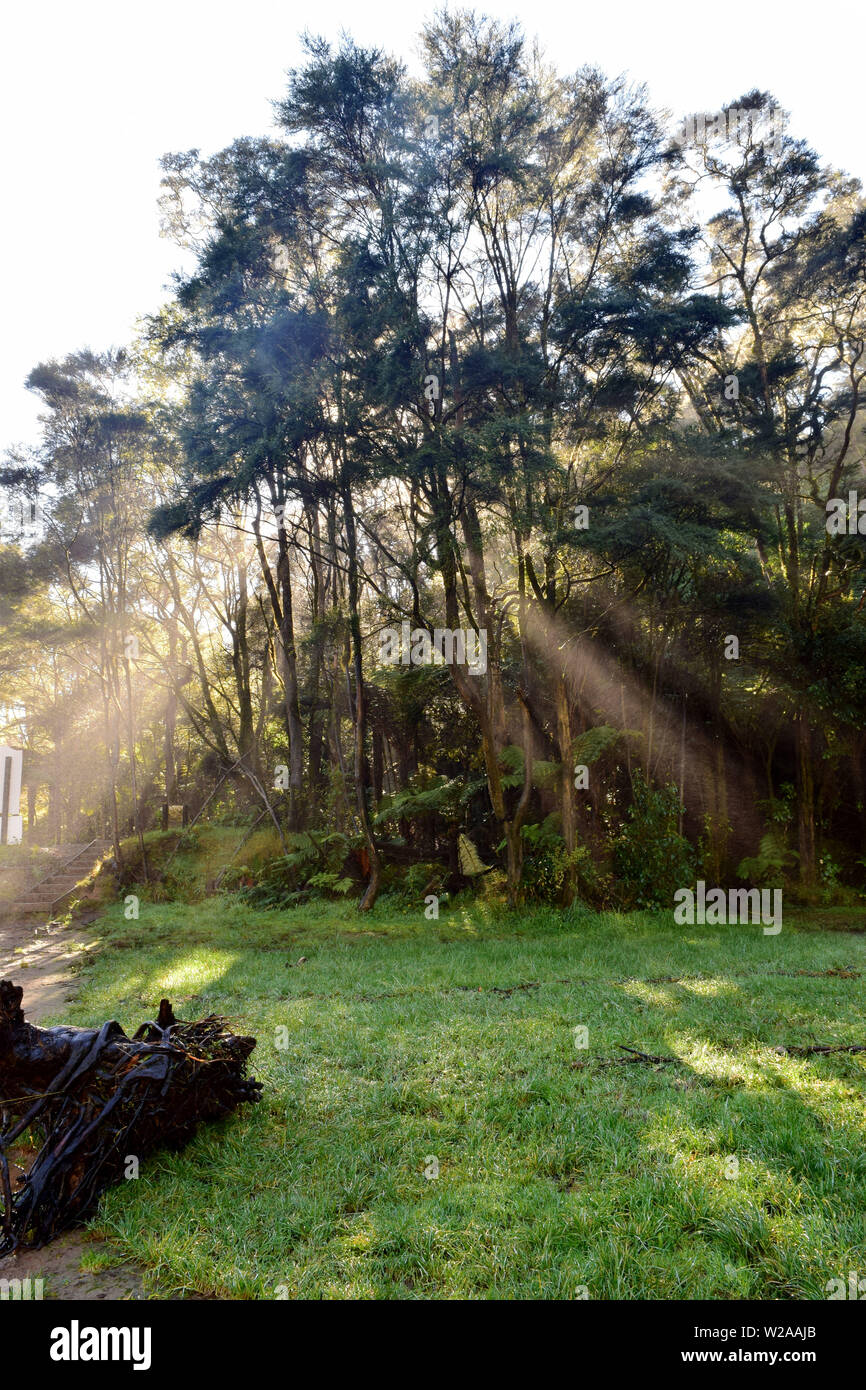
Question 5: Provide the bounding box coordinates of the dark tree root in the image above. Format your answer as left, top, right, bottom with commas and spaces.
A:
0, 980, 262, 1254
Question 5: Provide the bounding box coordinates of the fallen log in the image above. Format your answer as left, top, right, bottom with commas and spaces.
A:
0, 980, 262, 1253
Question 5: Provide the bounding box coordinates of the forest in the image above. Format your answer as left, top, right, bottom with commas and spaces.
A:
2, 11, 865, 917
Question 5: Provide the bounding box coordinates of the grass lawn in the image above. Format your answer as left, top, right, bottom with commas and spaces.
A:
58, 899, 866, 1299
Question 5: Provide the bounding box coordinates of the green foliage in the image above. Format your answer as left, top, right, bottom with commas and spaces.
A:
737, 832, 798, 887
516, 824, 613, 907
8, 17, 866, 916
517, 817, 611, 906
519, 816, 567, 903
373, 776, 463, 825
521, 849, 565, 903
232, 830, 356, 907
737, 793, 797, 888
572, 724, 629, 766
380, 860, 449, 909
612, 774, 696, 908
305, 872, 354, 895
234, 855, 312, 909
520, 816, 563, 852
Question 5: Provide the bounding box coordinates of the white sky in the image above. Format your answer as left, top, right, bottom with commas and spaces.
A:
2, 0, 863, 455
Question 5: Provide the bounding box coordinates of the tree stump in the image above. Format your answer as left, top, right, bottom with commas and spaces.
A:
0, 979, 262, 1252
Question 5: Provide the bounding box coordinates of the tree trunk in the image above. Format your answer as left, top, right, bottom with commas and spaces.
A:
555, 670, 577, 904
341, 486, 380, 911
276, 536, 304, 828
165, 624, 179, 804
797, 713, 817, 886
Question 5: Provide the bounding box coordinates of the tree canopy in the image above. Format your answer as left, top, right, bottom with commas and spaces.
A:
3, 13, 865, 912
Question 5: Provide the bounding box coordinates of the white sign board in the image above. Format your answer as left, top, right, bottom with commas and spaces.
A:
0, 745, 24, 844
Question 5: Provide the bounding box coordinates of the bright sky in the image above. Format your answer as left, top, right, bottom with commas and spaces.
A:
2, 0, 863, 455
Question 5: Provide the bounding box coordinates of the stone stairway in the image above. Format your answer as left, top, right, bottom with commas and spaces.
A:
12, 840, 112, 919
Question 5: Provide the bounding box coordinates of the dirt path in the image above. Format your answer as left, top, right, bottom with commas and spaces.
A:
0, 914, 94, 1023
0, 913, 148, 1300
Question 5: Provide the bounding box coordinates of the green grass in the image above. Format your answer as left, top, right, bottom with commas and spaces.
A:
58, 898, 866, 1299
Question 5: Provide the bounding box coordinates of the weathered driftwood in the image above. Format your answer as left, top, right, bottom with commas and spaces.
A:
0, 980, 262, 1253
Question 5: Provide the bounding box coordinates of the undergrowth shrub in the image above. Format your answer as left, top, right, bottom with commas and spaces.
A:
612, 774, 695, 909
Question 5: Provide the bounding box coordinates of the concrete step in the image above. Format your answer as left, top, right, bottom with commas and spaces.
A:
10, 842, 111, 916
22, 874, 95, 889
21, 880, 83, 896
16, 901, 72, 913
17, 886, 88, 907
